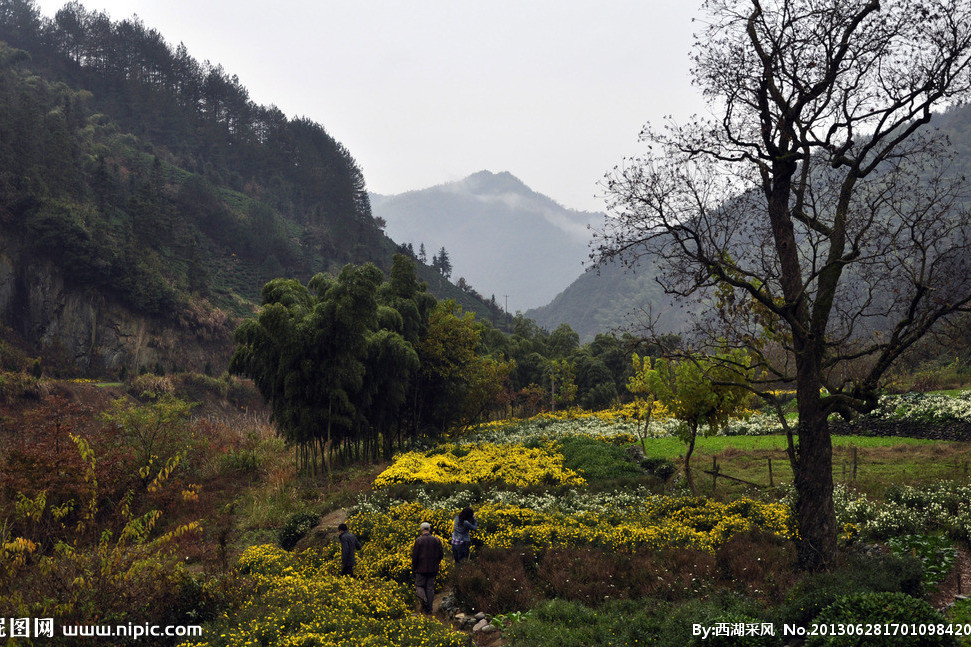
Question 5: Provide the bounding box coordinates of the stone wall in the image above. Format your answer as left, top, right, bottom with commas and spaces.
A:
831, 419, 971, 442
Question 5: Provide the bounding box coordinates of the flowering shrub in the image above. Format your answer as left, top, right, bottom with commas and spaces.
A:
372, 443, 585, 489
719, 412, 786, 436
833, 482, 971, 541
469, 407, 786, 443
474, 403, 673, 429
356, 486, 660, 518
466, 417, 645, 444
181, 544, 466, 647
468, 390, 971, 446
869, 391, 971, 424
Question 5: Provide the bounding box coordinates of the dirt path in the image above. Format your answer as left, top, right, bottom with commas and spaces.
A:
318, 508, 348, 528
932, 546, 971, 610
293, 508, 349, 552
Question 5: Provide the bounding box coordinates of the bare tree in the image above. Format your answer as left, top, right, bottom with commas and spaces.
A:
595, 0, 971, 570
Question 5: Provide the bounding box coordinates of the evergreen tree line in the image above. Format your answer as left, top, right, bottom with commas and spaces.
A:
0, 40, 311, 318
0, 41, 188, 316
0, 0, 373, 234
398, 242, 453, 280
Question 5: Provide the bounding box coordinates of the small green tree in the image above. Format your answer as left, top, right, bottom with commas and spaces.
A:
101, 395, 196, 486
629, 352, 750, 494
547, 359, 578, 412
414, 300, 512, 433
627, 354, 659, 445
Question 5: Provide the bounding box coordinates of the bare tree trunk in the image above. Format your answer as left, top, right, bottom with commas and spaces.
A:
793, 365, 837, 571
684, 423, 698, 495
324, 400, 333, 476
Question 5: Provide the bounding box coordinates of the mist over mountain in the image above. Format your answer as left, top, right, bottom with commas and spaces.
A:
373, 171, 602, 312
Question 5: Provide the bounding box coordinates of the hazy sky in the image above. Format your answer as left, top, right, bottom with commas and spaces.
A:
34, 1, 707, 212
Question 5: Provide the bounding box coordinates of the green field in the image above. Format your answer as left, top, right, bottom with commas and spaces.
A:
642, 434, 971, 498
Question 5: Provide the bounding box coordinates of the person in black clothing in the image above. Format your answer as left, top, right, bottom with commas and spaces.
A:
338, 522, 361, 576
411, 522, 443, 614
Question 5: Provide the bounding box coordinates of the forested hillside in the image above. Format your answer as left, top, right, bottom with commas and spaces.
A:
0, 0, 498, 375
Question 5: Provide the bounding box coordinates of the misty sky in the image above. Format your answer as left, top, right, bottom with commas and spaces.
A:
34, 1, 707, 213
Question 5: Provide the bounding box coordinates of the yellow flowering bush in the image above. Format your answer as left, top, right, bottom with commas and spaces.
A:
481, 497, 795, 554
181, 544, 465, 647
473, 403, 673, 431
343, 497, 795, 584
372, 443, 585, 489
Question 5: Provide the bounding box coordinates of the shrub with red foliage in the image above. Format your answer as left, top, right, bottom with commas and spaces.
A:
714, 530, 799, 601
452, 534, 798, 615
0, 396, 109, 544
453, 545, 542, 613
0, 392, 231, 551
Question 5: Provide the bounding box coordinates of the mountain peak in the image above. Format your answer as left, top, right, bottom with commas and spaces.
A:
373, 172, 602, 311
460, 170, 529, 195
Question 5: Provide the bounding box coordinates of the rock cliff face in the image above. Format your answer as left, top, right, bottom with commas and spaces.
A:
0, 243, 234, 376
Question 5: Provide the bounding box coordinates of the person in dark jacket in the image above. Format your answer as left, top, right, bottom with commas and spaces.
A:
411, 522, 443, 614
450, 507, 477, 563
338, 523, 361, 576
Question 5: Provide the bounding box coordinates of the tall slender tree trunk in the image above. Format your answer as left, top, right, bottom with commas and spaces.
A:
792, 359, 837, 571
324, 399, 333, 476
765, 161, 839, 570
684, 423, 698, 496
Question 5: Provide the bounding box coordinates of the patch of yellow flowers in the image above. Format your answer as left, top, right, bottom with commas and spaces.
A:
180, 544, 465, 647
344, 497, 796, 584
475, 402, 675, 431
372, 443, 585, 489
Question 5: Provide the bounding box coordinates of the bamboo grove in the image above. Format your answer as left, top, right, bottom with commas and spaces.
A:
230, 255, 513, 473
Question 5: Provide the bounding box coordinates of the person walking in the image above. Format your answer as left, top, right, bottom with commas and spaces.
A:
338, 522, 361, 576
450, 507, 477, 563
411, 521, 443, 614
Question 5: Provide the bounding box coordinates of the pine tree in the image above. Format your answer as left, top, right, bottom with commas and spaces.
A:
435, 246, 452, 279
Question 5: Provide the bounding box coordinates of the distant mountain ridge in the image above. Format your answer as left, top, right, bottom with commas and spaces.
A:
525, 260, 687, 342
528, 104, 971, 341
372, 171, 602, 312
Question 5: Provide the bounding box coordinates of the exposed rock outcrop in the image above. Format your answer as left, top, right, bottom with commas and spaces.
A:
0, 244, 234, 375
